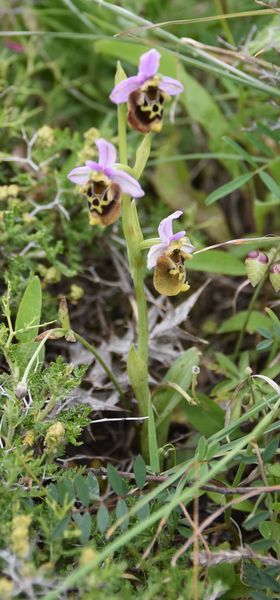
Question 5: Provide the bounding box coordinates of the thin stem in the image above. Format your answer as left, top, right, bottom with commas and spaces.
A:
116, 67, 157, 467
36, 394, 57, 423
73, 332, 126, 403
214, 0, 235, 47
122, 199, 149, 364
233, 279, 263, 361
117, 93, 149, 365
21, 331, 53, 385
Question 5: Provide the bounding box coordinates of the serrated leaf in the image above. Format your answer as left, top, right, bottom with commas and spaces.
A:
133, 455, 146, 489
74, 474, 90, 507
107, 463, 128, 497
97, 503, 109, 534
15, 276, 42, 342
116, 498, 129, 531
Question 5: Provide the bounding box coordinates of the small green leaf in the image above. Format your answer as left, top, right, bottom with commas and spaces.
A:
259, 521, 280, 541
196, 436, 207, 461
52, 515, 71, 540
48, 483, 59, 503
257, 328, 272, 339
79, 512, 92, 543
74, 474, 90, 507
256, 339, 273, 351
133, 134, 151, 179
137, 495, 150, 521
133, 455, 146, 489
223, 136, 257, 167
97, 503, 109, 534
87, 473, 99, 498
107, 463, 128, 497
265, 308, 280, 337
15, 276, 42, 342
259, 170, 280, 197
205, 172, 253, 205
218, 311, 272, 334
56, 478, 75, 505
116, 498, 129, 531
244, 511, 270, 531
262, 438, 279, 462
187, 250, 245, 276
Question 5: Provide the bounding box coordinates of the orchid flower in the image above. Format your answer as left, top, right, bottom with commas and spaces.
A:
147, 211, 195, 296
67, 138, 144, 226
110, 49, 184, 133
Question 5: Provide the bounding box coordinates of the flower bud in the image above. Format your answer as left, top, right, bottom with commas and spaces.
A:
44, 421, 65, 453
245, 366, 253, 376
11, 515, 32, 557
15, 382, 27, 399
0, 577, 13, 599
269, 262, 280, 292
37, 125, 54, 148
245, 250, 269, 287
58, 296, 71, 332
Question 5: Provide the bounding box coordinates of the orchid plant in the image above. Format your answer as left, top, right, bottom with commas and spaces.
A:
67, 48, 187, 470
67, 48, 280, 471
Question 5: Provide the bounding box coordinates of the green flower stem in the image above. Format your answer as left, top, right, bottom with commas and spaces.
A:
116, 66, 158, 468
115, 75, 149, 366
73, 331, 126, 404
122, 197, 148, 365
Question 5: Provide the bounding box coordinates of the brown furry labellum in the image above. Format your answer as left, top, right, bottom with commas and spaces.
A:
82, 176, 122, 226
153, 247, 190, 296
128, 80, 165, 134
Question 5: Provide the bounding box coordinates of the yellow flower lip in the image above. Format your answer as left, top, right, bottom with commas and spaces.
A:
128, 76, 165, 134
153, 253, 190, 296
153, 244, 191, 296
